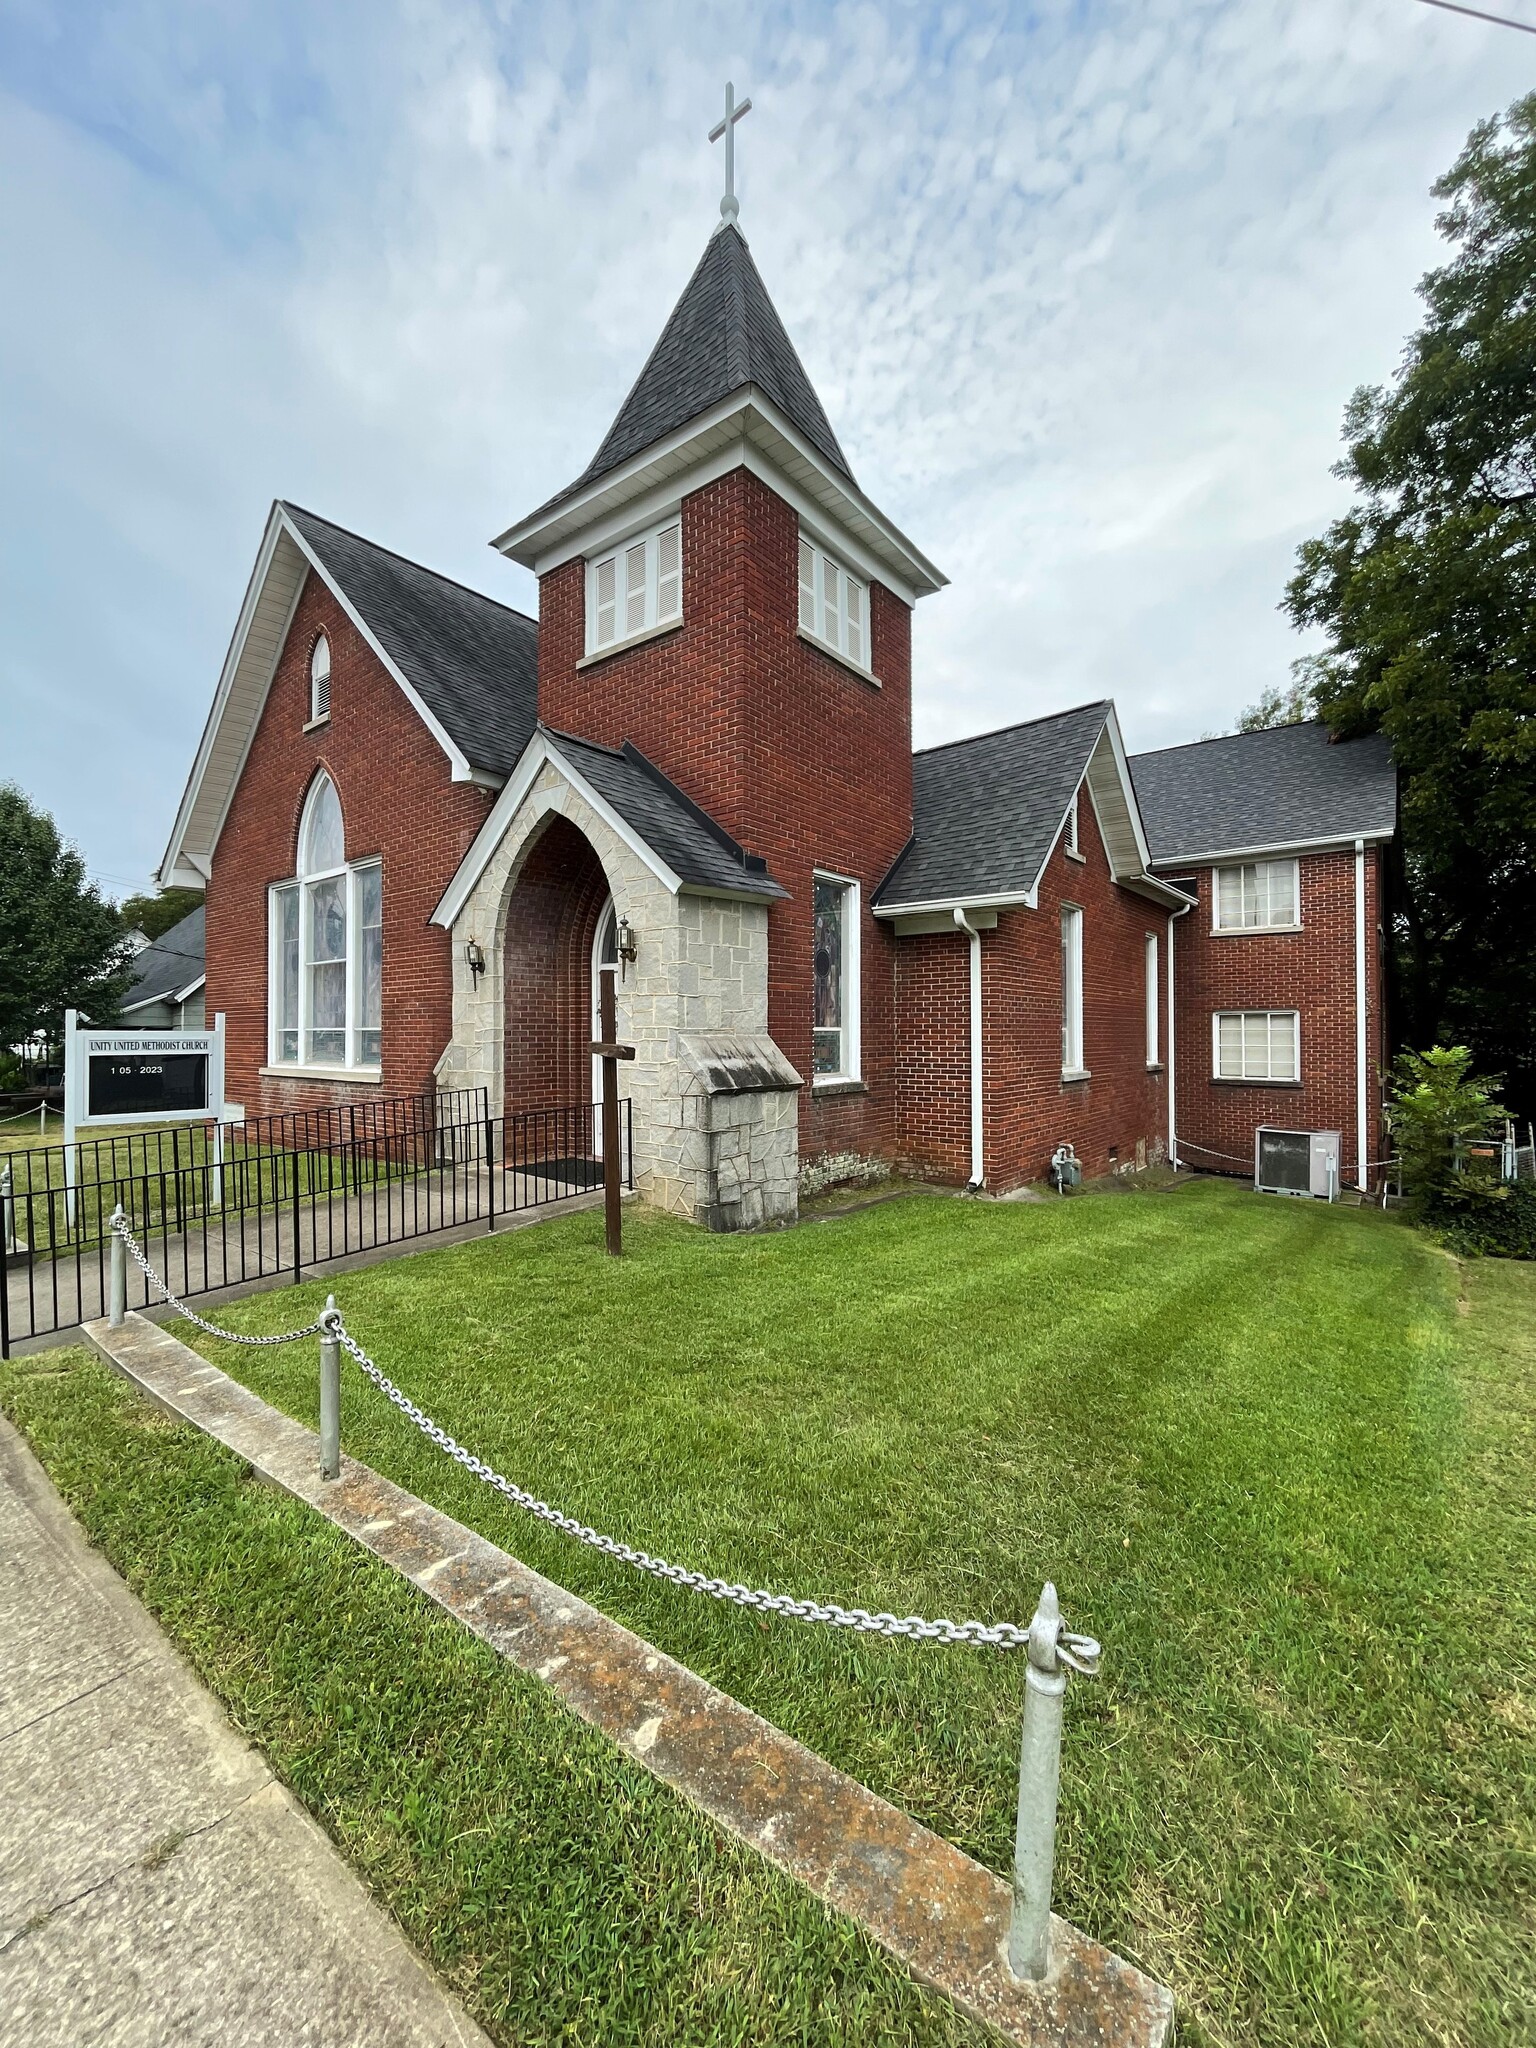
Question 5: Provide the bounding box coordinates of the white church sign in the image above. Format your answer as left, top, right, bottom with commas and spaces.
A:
63, 1008, 228, 1137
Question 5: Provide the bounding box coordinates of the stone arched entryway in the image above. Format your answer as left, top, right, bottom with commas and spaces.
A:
501, 812, 615, 1118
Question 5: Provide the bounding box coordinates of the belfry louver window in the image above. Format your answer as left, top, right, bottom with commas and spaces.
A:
799, 535, 867, 671
587, 519, 682, 654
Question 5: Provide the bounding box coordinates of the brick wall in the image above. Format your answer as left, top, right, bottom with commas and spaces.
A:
537, 466, 913, 1165
205, 573, 492, 1117
501, 814, 609, 1114
895, 795, 1169, 1187
1165, 846, 1386, 1182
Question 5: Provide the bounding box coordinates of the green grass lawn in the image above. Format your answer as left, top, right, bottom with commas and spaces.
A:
4, 1181, 1533, 2047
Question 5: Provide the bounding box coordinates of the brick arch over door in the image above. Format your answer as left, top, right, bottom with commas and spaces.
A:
502, 812, 613, 1113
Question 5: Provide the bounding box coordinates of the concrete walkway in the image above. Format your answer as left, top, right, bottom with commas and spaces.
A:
0, 1414, 490, 2048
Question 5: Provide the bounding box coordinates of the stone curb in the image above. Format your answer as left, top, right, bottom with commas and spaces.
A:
84, 1312, 1174, 2048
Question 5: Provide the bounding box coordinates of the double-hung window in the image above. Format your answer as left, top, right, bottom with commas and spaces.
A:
269, 774, 382, 1072
1214, 1010, 1299, 1082
1213, 858, 1299, 930
812, 872, 860, 1081
1061, 906, 1084, 1075
586, 518, 682, 655
798, 535, 868, 671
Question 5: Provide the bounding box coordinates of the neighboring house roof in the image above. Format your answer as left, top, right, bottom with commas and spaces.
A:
121, 906, 205, 1011
876, 702, 1116, 910
1129, 722, 1397, 864
159, 502, 539, 888
521, 221, 853, 531
432, 726, 787, 930
282, 505, 538, 779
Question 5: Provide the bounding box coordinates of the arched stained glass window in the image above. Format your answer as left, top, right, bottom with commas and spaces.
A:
299, 774, 345, 875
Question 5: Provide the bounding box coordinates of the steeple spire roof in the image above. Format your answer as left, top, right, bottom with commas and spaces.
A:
559, 222, 854, 512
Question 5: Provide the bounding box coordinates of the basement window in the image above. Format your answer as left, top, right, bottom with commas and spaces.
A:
586, 518, 682, 655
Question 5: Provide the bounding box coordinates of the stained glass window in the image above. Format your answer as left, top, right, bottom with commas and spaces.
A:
813, 874, 853, 1077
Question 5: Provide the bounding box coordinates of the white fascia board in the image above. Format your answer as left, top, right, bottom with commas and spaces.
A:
1099, 708, 1155, 873
874, 887, 1038, 919
278, 510, 480, 786
158, 502, 291, 887
532, 441, 745, 575
499, 387, 946, 599
1150, 829, 1394, 867
175, 976, 207, 1003
739, 445, 918, 607
430, 731, 682, 931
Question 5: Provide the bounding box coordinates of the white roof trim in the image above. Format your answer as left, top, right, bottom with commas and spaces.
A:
496, 386, 946, 599
121, 974, 205, 1015
1150, 829, 1394, 867
431, 731, 682, 930
874, 887, 1040, 918
158, 502, 491, 890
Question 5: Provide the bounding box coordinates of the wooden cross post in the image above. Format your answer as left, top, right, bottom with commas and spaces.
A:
591, 966, 635, 1256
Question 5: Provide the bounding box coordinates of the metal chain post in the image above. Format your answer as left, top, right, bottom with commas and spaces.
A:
319, 1293, 340, 1481
108, 1202, 128, 1329
1008, 1582, 1101, 1981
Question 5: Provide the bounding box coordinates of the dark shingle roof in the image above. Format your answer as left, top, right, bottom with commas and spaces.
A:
1129, 722, 1397, 863
123, 905, 205, 1008
283, 504, 538, 779
525, 224, 851, 527
549, 731, 788, 901
876, 703, 1111, 908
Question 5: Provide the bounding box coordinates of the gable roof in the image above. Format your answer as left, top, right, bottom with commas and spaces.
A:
159, 503, 539, 887
525, 223, 852, 533
1129, 722, 1397, 864
282, 505, 538, 779
432, 726, 787, 931
875, 702, 1115, 910
121, 906, 205, 1011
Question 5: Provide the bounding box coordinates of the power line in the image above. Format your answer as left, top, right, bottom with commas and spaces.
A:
1414, 0, 1536, 33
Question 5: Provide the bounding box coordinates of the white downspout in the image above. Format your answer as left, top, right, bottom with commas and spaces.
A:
1166, 898, 1191, 1170
954, 908, 984, 1188
1354, 837, 1368, 1192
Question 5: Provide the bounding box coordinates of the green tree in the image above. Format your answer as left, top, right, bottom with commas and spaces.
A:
1385, 1043, 1505, 1200
1285, 93, 1536, 1115
118, 886, 203, 942
1237, 669, 1314, 732
0, 784, 135, 1050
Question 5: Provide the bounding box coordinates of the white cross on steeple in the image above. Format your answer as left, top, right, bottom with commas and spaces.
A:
709, 81, 752, 225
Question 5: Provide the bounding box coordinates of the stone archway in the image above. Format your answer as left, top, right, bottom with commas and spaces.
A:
501, 813, 613, 1117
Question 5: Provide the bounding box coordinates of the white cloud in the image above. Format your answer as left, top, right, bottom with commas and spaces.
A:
0, 0, 1522, 886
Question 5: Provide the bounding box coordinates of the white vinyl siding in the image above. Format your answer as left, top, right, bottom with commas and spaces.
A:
268, 774, 382, 1072
586, 518, 682, 654
798, 534, 867, 670
1145, 933, 1159, 1065
1061, 906, 1084, 1074
1213, 858, 1299, 930
1214, 1010, 1299, 1082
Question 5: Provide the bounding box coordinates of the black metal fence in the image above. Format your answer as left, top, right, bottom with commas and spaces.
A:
1, 1091, 632, 1354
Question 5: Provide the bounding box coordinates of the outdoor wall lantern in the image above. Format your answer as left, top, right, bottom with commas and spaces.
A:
616, 915, 638, 976
465, 938, 486, 987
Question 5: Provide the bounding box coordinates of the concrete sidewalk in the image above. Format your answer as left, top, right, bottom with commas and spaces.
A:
0, 1414, 490, 2048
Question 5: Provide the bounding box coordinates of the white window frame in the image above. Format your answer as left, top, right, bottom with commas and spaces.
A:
266, 776, 382, 1076
1061, 904, 1085, 1077
308, 633, 331, 724
1212, 857, 1300, 932
1145, 933, 1159, 1067
1213, 1009, 1300, 1083
811, 869, 861, 1085
798, 531, 870, 674
584, 516, 682, 657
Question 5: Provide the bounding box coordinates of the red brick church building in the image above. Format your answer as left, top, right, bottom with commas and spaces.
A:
159, 206, 1397, 1227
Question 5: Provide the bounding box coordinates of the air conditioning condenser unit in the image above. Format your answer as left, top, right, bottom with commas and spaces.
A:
1255, 1127, 1340, 1200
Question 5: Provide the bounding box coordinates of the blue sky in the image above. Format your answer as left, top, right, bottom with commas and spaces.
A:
0, 0, 1526, 897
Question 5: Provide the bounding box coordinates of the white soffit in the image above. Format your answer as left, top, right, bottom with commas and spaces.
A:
495, 387, 947, 604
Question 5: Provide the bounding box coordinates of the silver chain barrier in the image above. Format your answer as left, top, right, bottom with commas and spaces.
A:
109, 1214, 1096, 1658
113, 1215, 330, 1346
